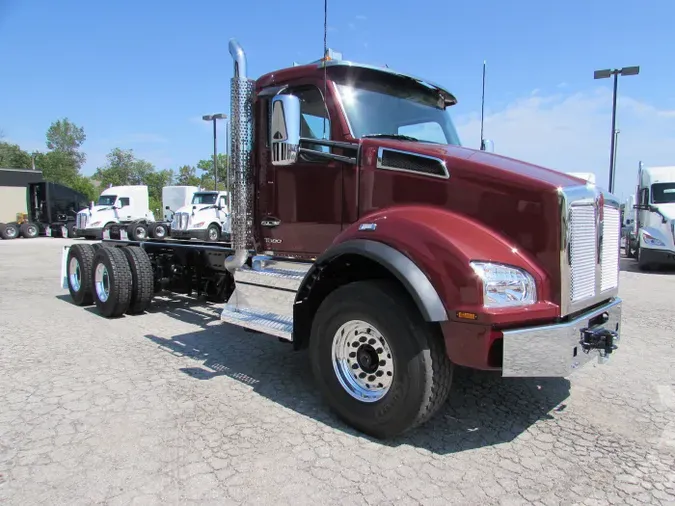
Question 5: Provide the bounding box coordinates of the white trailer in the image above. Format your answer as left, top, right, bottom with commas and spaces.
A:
632, 162, 675, 270
75, 185, 156, 240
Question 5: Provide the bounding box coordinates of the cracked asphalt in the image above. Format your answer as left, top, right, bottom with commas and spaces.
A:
1, 238, 674, 505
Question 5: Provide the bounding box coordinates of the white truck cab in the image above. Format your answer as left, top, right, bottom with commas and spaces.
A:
75, 185, 155, 240
170, 190, 231, 242
162, 185, 199, 222
633, 162, 675, 270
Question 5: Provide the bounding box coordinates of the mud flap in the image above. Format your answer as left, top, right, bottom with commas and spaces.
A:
60, 245, 70, 289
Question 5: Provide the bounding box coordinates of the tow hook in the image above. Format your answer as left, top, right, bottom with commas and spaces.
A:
579, 327, 618, 357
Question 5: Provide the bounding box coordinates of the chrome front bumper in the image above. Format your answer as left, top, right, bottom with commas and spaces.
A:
501, 298, 622, 377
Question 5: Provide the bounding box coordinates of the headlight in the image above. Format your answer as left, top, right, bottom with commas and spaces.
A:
642, 231, 665, 247
470, 261, 537, 308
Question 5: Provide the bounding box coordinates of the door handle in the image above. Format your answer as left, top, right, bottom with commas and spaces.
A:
261, 217, 281, 227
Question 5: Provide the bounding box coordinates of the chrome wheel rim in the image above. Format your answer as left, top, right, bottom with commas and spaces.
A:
331, 320, 394, 403
6, 227, 17, 238
94, 263, 110, 302
154, 226, 165, 237
135, 226, 146, 239
69, 258, 81, 291
28, 225, 37, 236
208, 228, 218, 240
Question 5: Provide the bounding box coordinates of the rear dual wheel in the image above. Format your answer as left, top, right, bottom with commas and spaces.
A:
309, 279, 454, 439
66, 243, 154, 316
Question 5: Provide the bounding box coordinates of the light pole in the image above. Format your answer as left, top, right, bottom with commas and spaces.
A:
202, 113, 227, 190
593, 66, 639, 193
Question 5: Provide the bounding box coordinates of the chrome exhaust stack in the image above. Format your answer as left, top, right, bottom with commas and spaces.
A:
224, 38, 255, 272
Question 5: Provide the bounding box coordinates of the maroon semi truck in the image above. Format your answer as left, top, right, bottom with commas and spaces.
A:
61, 39, 623, 438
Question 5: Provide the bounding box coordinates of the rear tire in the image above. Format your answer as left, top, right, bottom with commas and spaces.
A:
91, 246, 132, 317
128, 222, 148, 241
120, 246, 154, 314
309, 279, 453, 439
66, 244, 95, 305
20, 222, 39, 238
149, 223, 168, 239
0, 223, 19, 240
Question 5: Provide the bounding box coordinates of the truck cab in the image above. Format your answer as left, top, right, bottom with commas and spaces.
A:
75, 185, 155, 240
632, 162, 675, 269
170, 190, 230, 242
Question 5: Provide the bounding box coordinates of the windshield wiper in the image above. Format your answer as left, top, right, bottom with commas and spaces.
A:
362, 133, 420, 142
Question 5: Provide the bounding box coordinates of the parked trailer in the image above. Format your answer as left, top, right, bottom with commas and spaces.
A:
60, 39, 624, 439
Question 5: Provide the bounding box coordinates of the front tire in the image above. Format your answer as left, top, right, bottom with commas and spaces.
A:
309, 279, 453, 439
91, 246, 132, 317
206, 223, 220, 242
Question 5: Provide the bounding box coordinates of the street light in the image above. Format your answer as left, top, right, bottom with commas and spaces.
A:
593, 66, 640, 193
202, 113, 227, 190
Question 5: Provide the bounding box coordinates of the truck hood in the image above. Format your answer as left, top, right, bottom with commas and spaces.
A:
359, 139, 592, 307
174, 204, 219, 215
654, 203, 675, 220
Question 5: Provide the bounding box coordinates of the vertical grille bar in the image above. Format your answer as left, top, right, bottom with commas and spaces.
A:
601, 206, 620, 291
569, 205, 596, 302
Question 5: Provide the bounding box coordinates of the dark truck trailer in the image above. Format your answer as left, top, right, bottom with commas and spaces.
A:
0, 168, 89, 239
29, 182, 90, 238
0, 168, 43, 239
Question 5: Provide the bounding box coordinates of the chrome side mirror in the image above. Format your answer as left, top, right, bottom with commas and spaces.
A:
480, 138, 494, 153
270, 94, 301, 166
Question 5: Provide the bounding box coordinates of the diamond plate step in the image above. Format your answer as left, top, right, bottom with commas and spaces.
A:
220, 306, 293, 341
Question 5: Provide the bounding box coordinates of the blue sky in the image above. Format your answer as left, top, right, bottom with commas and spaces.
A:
1, 0, 673, 201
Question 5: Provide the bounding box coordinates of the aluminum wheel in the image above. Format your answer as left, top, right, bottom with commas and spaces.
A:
69, 257, 81, 292
5, 226, 17, 239
154, 225, 166, 238
135, 226, 147, 239
94, 263, 110, 302
208, 227, 219, 241
331, 319, 394, 403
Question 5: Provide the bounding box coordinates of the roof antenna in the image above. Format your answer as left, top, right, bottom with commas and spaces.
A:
480, 60, 486, 148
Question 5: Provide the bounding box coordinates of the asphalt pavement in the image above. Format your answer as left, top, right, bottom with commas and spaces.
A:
0, 237, 674, 505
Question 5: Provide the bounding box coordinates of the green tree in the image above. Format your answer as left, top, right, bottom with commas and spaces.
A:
145, 168, 174, 217
69, 175, 98, 202
196, 153, 229, 191
46, 118, 87, 169
176, 165, 201, 186
93, 148, 154, 187
34, 150, 79, 185
0, 142, 33, 169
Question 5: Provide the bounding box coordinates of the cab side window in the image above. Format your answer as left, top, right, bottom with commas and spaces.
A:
119, 198, 130, 208
288, 86, 331, 155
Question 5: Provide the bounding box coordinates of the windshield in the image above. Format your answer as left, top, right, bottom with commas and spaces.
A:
652, 183, 675, 204
97, 195, 116, 206
333, 72, 461, 145
192, 193, 217, 205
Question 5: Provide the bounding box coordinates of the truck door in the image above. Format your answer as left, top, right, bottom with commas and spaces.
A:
259, 84, 344, 256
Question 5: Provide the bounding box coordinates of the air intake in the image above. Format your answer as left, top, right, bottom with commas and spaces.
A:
376, 147, 448, 179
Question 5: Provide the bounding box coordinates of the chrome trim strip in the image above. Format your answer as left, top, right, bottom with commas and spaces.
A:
559, 184, 621, 316
376, 147, 450, 180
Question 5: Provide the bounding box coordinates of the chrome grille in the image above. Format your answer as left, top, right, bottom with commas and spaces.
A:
76, 212, 88, 230
601, 205, 620, 291
174, 212, 189, 230
569, 205, 596, 302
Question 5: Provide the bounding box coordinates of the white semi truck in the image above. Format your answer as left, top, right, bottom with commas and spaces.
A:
169, 190, 231, 242
630, 162, 675, 270
153, 185, 200, 239
75, 185, 156, 240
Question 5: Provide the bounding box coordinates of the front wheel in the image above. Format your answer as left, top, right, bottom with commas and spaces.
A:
206, 223, 220, 242
309, 279, 453, 439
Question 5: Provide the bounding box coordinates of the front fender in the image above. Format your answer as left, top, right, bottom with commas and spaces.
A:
640, 226, 673, 249
332, 205, 557, 326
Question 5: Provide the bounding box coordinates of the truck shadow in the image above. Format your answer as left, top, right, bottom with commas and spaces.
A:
620, 256, 675, 274
143, 295, 571, 455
